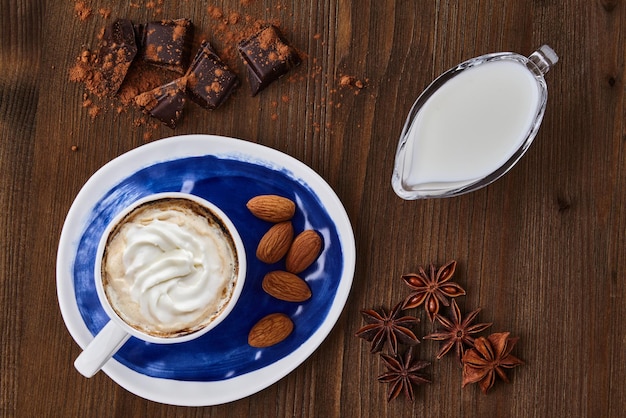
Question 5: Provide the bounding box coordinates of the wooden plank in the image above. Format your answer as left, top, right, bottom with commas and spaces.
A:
0, 0, 624, 416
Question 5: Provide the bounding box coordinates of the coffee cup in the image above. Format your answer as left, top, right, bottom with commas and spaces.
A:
74, 192, 246, 377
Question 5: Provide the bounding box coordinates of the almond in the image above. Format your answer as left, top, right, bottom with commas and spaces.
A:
246, 195, 296, 223
256, 221, 294, 263
285, 229, 323, 274
262, 270, 312, 302
248, 313, 294, 348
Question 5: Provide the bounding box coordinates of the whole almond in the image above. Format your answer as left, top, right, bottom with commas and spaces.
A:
248, 313, 294, 348
256, 221, 294, 263
262, 270, 312, 302
246, 195, 295, 223
285, 230, 323, 274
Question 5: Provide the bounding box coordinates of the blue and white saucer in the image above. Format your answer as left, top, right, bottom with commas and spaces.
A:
57, 134, 356, 406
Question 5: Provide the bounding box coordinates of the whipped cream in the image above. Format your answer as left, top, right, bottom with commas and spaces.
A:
102, 198, 238, 337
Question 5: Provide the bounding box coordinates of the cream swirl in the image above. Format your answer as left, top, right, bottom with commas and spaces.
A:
103, 200, 237, 337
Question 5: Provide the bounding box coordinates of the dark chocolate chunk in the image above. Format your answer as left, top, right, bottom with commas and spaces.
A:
140, 18, 194, 74
96, 18, 138, 96
186, 41, 239, 109
134, 78, 187, 128
133, 22, 145, 48
237, 25, 301, 96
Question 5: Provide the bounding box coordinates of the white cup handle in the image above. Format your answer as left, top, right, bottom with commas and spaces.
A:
74, 321, 131, 378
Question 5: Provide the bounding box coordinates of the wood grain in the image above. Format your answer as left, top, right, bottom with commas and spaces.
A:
1, 0, 624, 416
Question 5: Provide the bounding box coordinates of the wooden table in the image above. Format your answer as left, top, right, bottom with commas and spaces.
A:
2, 0, 624, 416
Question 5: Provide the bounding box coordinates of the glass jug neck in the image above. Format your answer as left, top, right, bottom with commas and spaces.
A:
528, 45, 559, 76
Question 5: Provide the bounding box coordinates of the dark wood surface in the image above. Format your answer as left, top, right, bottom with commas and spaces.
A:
2, 0, 625, 416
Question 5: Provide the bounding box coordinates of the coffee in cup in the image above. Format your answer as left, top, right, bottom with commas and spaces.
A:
100, 195, 240, 338
74, 192, 246, 377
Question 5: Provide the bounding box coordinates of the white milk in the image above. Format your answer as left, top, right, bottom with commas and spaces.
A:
402, 59, 540, 188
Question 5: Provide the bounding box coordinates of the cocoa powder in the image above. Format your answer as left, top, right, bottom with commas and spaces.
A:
74, 2, 92, 21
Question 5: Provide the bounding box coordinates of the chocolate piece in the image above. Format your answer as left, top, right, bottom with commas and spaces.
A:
237, 25, 301, 95
133, 22, 145, 48
141, 18, 194, 74
186, 41, 239, 109
134, 78, 187, 128
96, 18, 138, 96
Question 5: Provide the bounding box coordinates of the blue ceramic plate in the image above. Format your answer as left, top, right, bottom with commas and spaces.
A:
57, 135, 356, 406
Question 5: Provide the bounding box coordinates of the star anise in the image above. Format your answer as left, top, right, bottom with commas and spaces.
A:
400, 260, 466, 322
355, 302, 420, 353
462, 332, 524, 394
378, 348, 431, 402
424, 299, 492, 364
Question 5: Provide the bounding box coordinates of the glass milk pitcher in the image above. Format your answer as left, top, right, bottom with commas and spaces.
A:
392, 45, 558, 199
